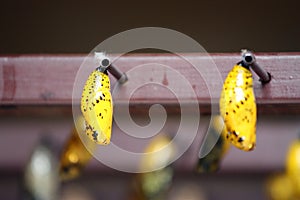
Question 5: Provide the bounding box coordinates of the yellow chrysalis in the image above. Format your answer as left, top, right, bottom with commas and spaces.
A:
286, 139, 300, 196
265, 139, 300, 200
59, 116, 96, 181
197, 115, 230, 172
220, 63, 257, 151
265, 173, 296, 200
81, 68, 113, 145
286, 140, 300, 178
133, 135, 174, 200
140, 135, 175, 172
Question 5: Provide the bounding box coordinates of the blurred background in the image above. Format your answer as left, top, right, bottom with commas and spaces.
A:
0, 0, 300, 199
0, 0, 299, 54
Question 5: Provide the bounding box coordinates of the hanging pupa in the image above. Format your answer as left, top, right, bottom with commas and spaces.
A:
81, 52, 127, 145
59, 115, 96, 181
197, 115, 230, 172
219, 50, 271, 151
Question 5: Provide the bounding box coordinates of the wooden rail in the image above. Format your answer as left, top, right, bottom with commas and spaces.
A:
0, 53, 300, 114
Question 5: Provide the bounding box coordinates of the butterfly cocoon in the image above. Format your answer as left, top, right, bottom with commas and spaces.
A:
286, 140, 300, 178
265, 173, 296, 200
81, 69, 113, 145
220, 63, 257, 151
197, 115, 230, 173
135, 135, 174, 200
285, 139, 300, 197
59, 116, 96, 181
140, 135, 175, 172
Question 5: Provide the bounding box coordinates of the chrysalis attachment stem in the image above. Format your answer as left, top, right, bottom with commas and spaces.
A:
107, 64, 128, 84
241, 50, 271, 84
94, 52, 128, 84
95, 52, 111, 68
251, 62, 272, 84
